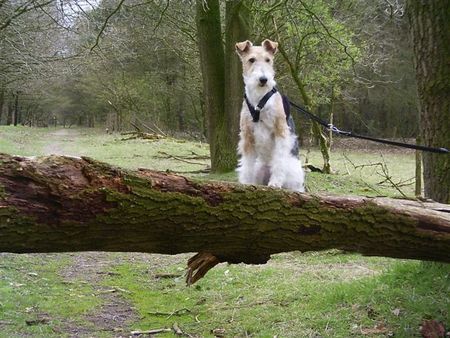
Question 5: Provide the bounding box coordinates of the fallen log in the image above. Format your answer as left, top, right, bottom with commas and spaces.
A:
0, 154, 449, 283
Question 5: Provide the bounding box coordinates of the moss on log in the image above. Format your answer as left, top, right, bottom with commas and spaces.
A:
0, 154, 449, 268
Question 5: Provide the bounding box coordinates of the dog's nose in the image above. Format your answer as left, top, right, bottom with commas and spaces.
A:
259, 76, 268, 85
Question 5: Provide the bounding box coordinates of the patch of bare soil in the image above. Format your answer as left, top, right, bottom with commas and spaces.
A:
43, 128, 79, 156
58, 252, 191, 337
59, 252, 142, 337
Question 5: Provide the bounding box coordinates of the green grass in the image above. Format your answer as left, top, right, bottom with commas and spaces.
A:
0, 126, 417, 197
102, 253, 449, 337
0, 126, 52, 156
0, 254, 100, 338
0, 126, 447, 337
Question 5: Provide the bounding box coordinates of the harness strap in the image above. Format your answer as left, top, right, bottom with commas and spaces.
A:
244, 87, 277, 122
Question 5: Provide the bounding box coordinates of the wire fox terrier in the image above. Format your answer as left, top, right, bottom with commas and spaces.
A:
235, 39, 305, 192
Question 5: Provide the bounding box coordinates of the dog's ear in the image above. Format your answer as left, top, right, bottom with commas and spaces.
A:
235, 40, 252, 55
262, 39, 278, 54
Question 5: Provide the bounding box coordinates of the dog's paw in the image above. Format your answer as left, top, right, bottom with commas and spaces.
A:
268, 179, 283, 189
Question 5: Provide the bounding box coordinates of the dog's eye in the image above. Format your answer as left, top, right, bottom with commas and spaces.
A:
265, 58, 270, 63
248, 58, 256, 63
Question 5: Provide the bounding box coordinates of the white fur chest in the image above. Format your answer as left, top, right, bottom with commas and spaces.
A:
250, 98, 278, 162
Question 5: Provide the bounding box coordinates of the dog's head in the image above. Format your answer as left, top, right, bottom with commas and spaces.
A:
236, 39, 278, 90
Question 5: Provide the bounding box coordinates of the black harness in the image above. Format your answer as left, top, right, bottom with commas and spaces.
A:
244, 87, 278, 122
244, 87, 299, 156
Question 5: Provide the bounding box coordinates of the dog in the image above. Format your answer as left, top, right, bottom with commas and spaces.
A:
235, 39, 305, 192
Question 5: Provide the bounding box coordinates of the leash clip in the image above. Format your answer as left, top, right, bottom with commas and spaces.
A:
327, 124, 340, 133
327, 124, 351, 136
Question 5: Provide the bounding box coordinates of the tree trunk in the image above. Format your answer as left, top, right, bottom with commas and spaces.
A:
13, 91, 19, 126
407, 0, 450, 203
196, 0, 233, 172
0, 154, 449, 268
224, 0, 251, 168
415, 136, 422, 197
6, 96, 13, 125
0, 87, 4, 124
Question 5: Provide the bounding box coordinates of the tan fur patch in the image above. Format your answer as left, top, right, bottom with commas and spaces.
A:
240, 116, 255, 155
274, 115, 287, 138
243, 129, 255, 154
273, 95, 289, 138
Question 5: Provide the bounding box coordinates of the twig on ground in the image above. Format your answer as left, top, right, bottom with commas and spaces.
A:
377, 154, 408, 198
148, 308, 192, 319
154, 151, 207, 165
130, 121, 142, 132
25, 318, 50, 326
189, 151, 210, 160
135, 117, 166, 136
97, 287, 131, 294
343, 153, 408, 197
167, 168, 211, 174
120, 131, 165, 141
130, 328, 172, 335
173, 322, 193, 336
153, 272, 182, 279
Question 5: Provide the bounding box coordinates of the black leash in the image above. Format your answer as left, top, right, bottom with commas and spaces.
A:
288, 100, 449, 154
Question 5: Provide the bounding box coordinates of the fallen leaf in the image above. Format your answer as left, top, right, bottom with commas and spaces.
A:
392, 308, 401, 316
25, 307, 36, 313
420, 320, 445, 338
25, 318, 50, 326
361, 324, 388, 335
211, 328, 226, 337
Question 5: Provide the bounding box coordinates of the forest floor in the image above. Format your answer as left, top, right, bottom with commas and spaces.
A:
0, 126, 448, 338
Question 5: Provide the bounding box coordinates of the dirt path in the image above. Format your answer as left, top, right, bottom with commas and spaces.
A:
59, 252, 141, 337
41, 130, 142, 336
43, 128, 79, 156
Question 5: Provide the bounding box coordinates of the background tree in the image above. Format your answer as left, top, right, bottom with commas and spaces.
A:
1, 0, 445, 190
195, 0, 250, 172
253, 0, 360, 173
407, 0, 450, 203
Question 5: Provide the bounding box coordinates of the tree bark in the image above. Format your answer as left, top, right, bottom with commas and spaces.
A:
0, 154, 449, 267
0, 87, 4, 124
196, 0, 250, 172
6, 96, 13, 125
407, 0, 450, 203
13, 91, 19, 126
196, 0, 232, 172
224, 0, 251, 168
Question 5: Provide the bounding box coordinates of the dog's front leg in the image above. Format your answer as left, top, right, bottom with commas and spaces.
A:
268, 116, 291, 188
238, 153, 257, 184
268, 139, 289, 188
237, 119, 258, 184
237, 124, 257, 185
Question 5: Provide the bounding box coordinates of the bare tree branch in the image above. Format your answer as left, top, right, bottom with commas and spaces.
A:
0, 0, 53, 31
90, 0, 126, 52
